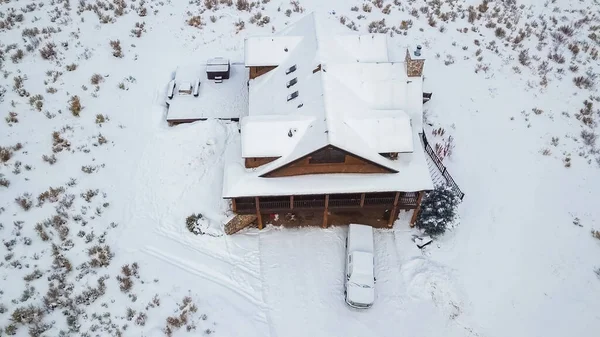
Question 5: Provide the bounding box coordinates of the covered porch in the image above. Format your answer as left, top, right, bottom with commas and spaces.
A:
230, 191, 424, 229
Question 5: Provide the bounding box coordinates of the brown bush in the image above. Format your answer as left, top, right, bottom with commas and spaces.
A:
90, 74, 104, 85
40, 43, 57, 60
110, 40, 123, 58
69, 95, 82, 116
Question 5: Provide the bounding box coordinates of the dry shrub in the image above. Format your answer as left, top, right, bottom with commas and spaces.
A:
6, 112, 19, 124
66, 63, 77, 71
495, 27, 506, 38
236, 0, 249, 11
15, 193, 33, 210
90, 74, 104, 85
52, 131, 70, 153
38, 186, 65, 206
0, 146, 13, 162
40, 43, 57, 59
187, 16, 204, 28
42, 154, 57, 165
11, 49, 24, 63
592, 229, 600, 240
581, 129, 597, 147
110, 40, 123, 58
69, 95, 82, 116
88, 245, 113, 268
573, 75, 594, 89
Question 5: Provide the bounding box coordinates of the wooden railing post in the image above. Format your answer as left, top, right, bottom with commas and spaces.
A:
322, 194, 329, 228
360, 193, 365, 207
290, 195, 294, 210
255, 197, 263, 230
231, 198, 237, 213
410, 192, 424, 227
388, 192, 400, 228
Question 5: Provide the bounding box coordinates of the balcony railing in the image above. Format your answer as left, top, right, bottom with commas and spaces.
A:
235, 192, 419, 214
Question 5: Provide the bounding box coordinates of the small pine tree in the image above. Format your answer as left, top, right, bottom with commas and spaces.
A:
415, 185, 461, 236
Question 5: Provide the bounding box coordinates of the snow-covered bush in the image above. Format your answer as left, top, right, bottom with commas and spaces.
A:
186, 213, 204, 234
186, 213, 222, 237
415, 185, 461, 237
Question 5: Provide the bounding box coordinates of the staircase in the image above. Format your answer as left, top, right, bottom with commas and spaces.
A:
420, 131, 465, 200
224, 214, 257, 235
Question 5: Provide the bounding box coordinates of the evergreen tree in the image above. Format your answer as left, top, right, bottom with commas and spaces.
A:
415, 185, 461, 236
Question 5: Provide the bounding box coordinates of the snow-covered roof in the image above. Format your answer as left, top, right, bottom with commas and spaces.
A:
223, 13, 432, 197
223, 131, 433, 197
166, 64, 248, 122
244, 36, 303, 66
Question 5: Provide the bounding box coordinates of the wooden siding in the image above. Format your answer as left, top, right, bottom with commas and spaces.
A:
249, 66, 277, 79
244, 157, 279, 168
263, 146, 395, 177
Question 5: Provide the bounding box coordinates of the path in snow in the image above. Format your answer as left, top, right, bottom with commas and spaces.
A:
258, 225, 473, 337
111, 107, 271, 336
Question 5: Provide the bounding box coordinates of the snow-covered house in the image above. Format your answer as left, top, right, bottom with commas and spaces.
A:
222, 13, 434, 233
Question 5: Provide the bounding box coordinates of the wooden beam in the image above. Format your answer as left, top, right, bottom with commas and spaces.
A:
322, 194, 329, 229
388, 192, 400, 228
360, 193, 365, 207
232, 198, 237, 213
290, 195, 294, 210
255, 197, 263, 230
410, 191, 425, 227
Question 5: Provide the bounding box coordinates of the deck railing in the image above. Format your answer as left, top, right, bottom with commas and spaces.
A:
421, 131, 465, 200
234, 192, 420, 214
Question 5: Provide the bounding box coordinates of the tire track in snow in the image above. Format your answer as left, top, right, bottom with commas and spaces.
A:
153, 225, 262, 279
143, 245, 267, 309
256, 231, 279, 337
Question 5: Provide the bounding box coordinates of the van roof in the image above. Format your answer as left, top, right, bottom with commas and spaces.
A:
347, 224, 374, 253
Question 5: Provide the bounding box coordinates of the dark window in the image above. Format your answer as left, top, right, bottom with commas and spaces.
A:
286, 77, 298, 88
287, 91, 299, 101
309, 147, 346, 164
380, 152, 398, 160
285, 64, 297, 75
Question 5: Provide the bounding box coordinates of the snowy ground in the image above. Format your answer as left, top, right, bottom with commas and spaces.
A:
1, 0, 600, 336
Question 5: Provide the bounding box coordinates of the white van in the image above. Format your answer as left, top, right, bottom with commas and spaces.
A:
344, 224, 375, 309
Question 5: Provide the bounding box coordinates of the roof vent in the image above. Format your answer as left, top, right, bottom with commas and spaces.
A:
414, 45, 422, 57
284, 47, 288, 52
287, 128, 297, 137
287, 91, 299, 101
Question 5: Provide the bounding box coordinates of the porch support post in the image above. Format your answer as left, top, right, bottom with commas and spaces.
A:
322, 194, 329, 229
255, 197, 263, 230
231, 198, 237, 213
290, 195, 294, 210
410, 191, 425, 227
360, 193, 365, 207
388, 192, 400, 228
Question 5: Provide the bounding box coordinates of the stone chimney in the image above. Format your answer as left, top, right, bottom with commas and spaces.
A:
405, 45, 425, 77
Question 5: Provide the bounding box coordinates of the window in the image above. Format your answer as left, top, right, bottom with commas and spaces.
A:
287, 91, 299, 101
380, 152, 398, 160
309, 147, 346, 164
285, 64, 297, 75
286, 77, 298, 88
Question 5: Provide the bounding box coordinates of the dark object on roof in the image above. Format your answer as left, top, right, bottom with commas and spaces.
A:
207, 57, 230, 80
423, 92, 432, 104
